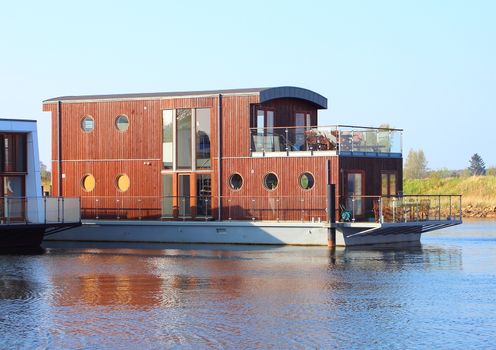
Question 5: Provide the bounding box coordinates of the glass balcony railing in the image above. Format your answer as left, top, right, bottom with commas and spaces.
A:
249, 125, 402, 155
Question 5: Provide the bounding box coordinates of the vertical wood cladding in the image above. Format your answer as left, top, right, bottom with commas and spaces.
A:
259, 98, 318, 127
340, 156, 403, 195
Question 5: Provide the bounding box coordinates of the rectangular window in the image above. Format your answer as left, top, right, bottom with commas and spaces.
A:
381, 172, 397, 196
176, 109, 192, 169
347, 172, 363, 216
196, 108, 211, 169
161, 174, 173, 217
295, 113, 305, 150
196, 174, 211, 217
162, 110, 173, 169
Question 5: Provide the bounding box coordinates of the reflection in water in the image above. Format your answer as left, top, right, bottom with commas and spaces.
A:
0, 222, 495, 348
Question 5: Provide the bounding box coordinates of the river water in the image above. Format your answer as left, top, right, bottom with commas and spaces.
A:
1, 221, 495, 349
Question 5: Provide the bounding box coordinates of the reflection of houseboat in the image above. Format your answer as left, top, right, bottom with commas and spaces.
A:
42, 87, 461, 246
0, 118, 81, 251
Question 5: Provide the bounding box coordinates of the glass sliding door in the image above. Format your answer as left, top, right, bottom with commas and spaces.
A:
196, 174, 211, 217
178, 174, 191, 217
346, 172, 363, 216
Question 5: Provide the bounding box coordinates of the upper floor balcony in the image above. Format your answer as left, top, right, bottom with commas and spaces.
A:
250, 125, 402, 158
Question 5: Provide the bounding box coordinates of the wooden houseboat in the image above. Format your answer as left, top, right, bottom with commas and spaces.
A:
42, 87, 461, 246
0, 118, 80, 252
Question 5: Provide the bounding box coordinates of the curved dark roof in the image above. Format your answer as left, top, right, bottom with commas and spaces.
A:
260, 86, 327, 109
43, 86, 327, 109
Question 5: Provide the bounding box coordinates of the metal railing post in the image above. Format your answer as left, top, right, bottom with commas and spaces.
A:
285, 128, 289, 155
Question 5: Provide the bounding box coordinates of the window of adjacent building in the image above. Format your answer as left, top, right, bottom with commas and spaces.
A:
299, 172, 315, 190
162, 110, 173, 169
229, 173, 243, 190
115, 115, 129, 132
81, 116, 94, 132
263, 172, 279, 191
381, 172, 397, 196
81, 174, 96, 192
176, 109, 192, 169
116, 174, 130, 192
0, 134, 27, 173
196, 108, 211, 169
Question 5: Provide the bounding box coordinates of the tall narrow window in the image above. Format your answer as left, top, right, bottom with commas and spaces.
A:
196, 108, 211, 169
295, 113, 305, 150
178, 174, 191, 216
162, 174, 173, 217
196, 174, 211, 217
176, 109, 192, 169
346, 172, 363, 216
163, 109, 173, 169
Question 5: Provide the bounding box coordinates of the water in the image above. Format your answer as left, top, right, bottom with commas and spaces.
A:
1, 221, 495, 349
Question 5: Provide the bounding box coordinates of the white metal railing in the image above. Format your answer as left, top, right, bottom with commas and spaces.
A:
0, 196, 81, 225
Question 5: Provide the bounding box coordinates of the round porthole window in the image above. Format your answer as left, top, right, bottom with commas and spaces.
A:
299, 172, 315, 190
81, 116, 94, 132
81, 174, 96, 192
263, 172, 279, 191
116, 174, 130, 192
115, 115, 129, 132
229, 173, 243, 190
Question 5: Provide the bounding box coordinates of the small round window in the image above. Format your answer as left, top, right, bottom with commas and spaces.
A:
229, 173, 243, 190
115, 115, 129, 132
263, 172, 279, 191
81, 116, 94, 132
81, 174, 95, 192
116, 174, 130, 192
299, 172, 315, 190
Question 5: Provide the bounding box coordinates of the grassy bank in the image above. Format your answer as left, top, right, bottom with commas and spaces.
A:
403, 176, 496, 209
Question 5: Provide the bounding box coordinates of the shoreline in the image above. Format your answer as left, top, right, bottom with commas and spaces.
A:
462, 206, 496, 219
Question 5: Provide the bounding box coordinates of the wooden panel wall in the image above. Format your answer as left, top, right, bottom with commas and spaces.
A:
340, 156, 403, 195
259, 98, 319, 127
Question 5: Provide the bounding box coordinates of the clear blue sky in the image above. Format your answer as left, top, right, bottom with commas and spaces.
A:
1, 0, 494, 170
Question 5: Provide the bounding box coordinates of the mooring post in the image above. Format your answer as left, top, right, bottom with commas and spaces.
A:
326, 160, 336, 247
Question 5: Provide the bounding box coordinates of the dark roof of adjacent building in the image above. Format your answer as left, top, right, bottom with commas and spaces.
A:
43, 86, 328, 109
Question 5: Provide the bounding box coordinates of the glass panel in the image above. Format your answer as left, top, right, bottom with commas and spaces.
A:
196, 174, 211, 217
81, 174, 95, 192
389, 173, 397, 196
178, 175, 191, 216
15, 134, 26, 172
306, 113, 311, 128
81, 116, 94, 132
299, 172, 314, 190
381, 173, 388, 196
263, 173, 278, 190
196, 108, 211, 169
161, 174, 173, 217
162, 109, 173, 169
347, 173, 363, 215
3, 176, 24, 220
295, 113, 305, 150
115, 115, 129, 132
116, 174, 130, 192
229, 173, 243, 190
176, 109, 192, 169
4, 135, 13, 172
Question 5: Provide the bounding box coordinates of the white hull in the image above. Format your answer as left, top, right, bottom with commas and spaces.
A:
44, 220, 330, 246
43, 219, 460, 246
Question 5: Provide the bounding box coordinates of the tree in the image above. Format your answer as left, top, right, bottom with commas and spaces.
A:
404, 149, 428, 179
40, 161, 51, 193
468, 153, 486, 176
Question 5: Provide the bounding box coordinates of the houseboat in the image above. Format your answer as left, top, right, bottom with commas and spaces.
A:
42, 87, 461, 246
0, 118, 81, 252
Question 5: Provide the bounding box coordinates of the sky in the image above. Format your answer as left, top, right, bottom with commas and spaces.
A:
0, 0, 494, 170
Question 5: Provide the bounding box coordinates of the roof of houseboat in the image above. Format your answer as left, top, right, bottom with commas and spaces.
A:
43, 86, 328, 109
